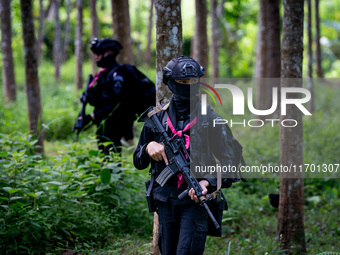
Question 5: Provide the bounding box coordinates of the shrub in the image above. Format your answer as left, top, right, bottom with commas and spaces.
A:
0, 134, 152, 254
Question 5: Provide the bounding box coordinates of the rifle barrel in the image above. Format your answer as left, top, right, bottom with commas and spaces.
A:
203, 202, 220, 229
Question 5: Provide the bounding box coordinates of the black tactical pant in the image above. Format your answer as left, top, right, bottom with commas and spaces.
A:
96, 118, 134, 156
157, 198, 209, 255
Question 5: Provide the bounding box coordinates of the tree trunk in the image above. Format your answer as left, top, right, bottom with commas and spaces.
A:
256, 0, 280, 120
63, 0, 72, 62
155, 0, 182, 104
256, 0, 268, 79
0, 0, 16, 104
255, 0, 268, 119
217, 0, 226, 17
154, 2, 182, 253
37, 0, 45, 64
152, 212, 160, 255
75, 0, 84, 91
46, 0, 55, 21
266, 0, 280, 78
210, 0, 219, 79
307, 0, 315, 113
315, 0, 324, 78
278, 0, 306, 254
20, 0, 44, 153
193, 0, 208, 74
144, 0, 154, 66
89, 0, 99, 74
53, 0, 61, 82
254, 9, 262, 79
111, 0, 134, 65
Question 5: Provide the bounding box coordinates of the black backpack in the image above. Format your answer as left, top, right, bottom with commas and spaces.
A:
122, 64, 156, 115
192, 104, 246, 184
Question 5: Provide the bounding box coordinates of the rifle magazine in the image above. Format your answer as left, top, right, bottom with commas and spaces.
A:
155, 166, 175, 187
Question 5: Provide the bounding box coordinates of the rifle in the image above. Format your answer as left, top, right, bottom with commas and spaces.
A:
72, 74, 93, 142
139, 106, 220, 229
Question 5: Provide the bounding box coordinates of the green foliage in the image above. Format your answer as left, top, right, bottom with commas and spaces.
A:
203, 179, 339, 255
0, 59, 95, 141
0, 134, 152, 254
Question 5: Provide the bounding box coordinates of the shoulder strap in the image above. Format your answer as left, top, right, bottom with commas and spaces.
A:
147, 102, 170, 118
198, 103, 223, 196
106, 64, 123, 81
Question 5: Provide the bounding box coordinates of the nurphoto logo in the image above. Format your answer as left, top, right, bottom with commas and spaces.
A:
199, 81, 312, 128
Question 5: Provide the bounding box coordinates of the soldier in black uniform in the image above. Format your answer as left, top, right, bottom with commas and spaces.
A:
80, 38, 139, 155
134, 56, 241, 255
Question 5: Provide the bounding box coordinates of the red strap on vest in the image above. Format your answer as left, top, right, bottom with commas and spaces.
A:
88, 68, 107, 88
166, 115, 197, 188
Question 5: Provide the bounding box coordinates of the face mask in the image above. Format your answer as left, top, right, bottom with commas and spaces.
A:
96, 54, 117, 68
167, 79, 200, 99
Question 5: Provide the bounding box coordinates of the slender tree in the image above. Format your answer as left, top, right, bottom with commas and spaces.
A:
37, 0, 45, 64
144, 0, 154, 66
63, 0, 72, 62
20, 0, 44, 153
89, 0, 99, 74
255, 0, 268, 120
307, 0, 315, 112
53, 0, 61, 82
256, 0, 268, 79
210, 0, 219, 79
217, 0, 226, 17
254, 7, 262, 79
46, 0, 55, 21
255, 0, 280, 120
111, 0, 134, 64
278, 0, 306, 253
75, 0, 84, 91
155, 0, 182, 103
153, 2, 182, 253
193, 0, 208, 74
266, 0, 281, 79
0, 0, 16, 104
315, 0, 324, 78
266, 0, 281, 119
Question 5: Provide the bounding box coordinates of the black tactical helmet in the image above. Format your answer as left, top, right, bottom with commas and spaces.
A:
162, 56, 204, 85
90, 38, 122, 56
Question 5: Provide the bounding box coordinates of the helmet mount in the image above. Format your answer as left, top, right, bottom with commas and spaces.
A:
162, 56, 204, 85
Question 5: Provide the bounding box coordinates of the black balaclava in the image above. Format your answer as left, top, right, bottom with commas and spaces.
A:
96, 53, 118, 68
167, 79, 200, 99
168, 79, 200, 117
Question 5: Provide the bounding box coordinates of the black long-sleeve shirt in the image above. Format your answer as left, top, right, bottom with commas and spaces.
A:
133, 101, 236, 202
86, 62, 135, 125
